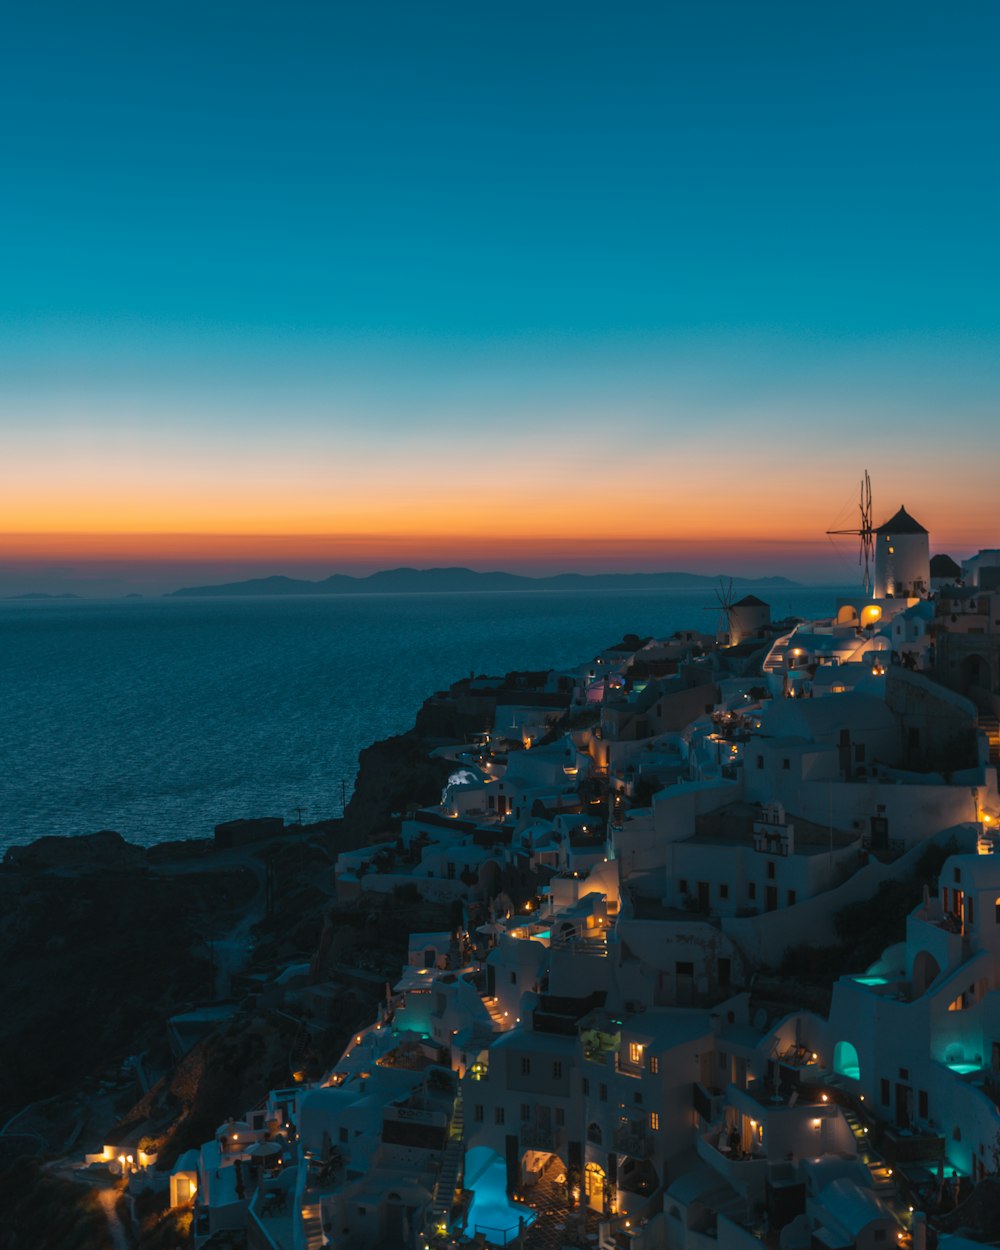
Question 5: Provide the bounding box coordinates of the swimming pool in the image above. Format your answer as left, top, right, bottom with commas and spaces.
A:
464, 1147, 537, 1246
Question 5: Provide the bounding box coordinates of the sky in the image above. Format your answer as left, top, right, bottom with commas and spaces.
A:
1, 1, 998, 595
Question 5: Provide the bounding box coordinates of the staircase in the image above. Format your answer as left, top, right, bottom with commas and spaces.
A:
840, 1105, 895, 1191
302, 1200, 325, 1249
427, 1092, 464, 1234
979, 713, 1000, 766
762, 633, 794, 674
483, 996, 508, 1030
841, 1106, 873, 1160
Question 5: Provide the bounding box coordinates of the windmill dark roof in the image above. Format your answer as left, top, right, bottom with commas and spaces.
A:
930, 554, 961, 577
733, 594, 768, 608
875, 505, 927, 535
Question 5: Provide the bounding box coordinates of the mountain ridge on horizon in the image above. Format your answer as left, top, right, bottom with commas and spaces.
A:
168, 565, 802, 597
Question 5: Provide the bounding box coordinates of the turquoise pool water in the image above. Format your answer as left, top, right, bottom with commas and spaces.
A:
854, 976, 888, 986
946, 1062, 980, 1074
465, 1147, 537, 1246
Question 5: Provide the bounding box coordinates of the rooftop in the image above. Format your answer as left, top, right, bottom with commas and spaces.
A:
693, 801, 858, 855
875, 505, 928, 535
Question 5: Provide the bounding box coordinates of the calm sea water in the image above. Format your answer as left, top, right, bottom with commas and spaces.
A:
0, 586, 846, 852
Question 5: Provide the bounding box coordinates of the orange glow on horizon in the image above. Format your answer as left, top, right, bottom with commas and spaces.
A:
0, 529, 858, 567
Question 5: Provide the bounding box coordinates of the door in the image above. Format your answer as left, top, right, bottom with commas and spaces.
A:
895, 1084, 912, 1129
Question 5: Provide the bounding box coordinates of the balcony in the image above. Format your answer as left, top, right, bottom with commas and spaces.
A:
613, 1125, 653, 1159
520, 1123, 563, 1152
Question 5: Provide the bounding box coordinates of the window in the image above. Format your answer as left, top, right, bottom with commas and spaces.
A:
628, 1042, 643, 1065
582, 1078, 590, 1095
880, 1079, 890, 1106
919, 1090, 928, 1119
787, 890, 796, 906
552, 1061, 562, 1079
650, 1111, 660, 1131
782, 758, 790, 771
510, 971, 517, 985
649, 1055, 659, 1075
474, 1104, 484, 1123
633, 1092, 643, 1105
679, 879, 688, 895
339, 1126, 348, 1143
600, 1083, 608, 1102
855, 744, 866, 762
718, 958, 731, 987
766, 861, 776, 880
521, 1057, 531, 1075
555, 1107, 565, 1127
954, 867, 962, 883
899, 1068, 909, 1080
446, 862, 455, 879
719, 883, 729, 900
756, 755, 764, 769
521, 1104, 530, 1121
748, 882, 756, 900
495, 1107, 505, 1125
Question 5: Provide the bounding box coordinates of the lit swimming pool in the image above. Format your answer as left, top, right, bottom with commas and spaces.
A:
854, 976, 889, 986
464, 1147, 537, 1246
946, 1061, 980, 1074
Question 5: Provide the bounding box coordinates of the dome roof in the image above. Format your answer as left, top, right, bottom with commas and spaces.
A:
875, 505, 927, 535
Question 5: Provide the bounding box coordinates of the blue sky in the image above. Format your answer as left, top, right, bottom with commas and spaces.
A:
1, 1, 998, 592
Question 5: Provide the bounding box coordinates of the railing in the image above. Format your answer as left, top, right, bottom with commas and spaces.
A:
470, 1217, 533, 1246
614, 1126, 653, 1158
520, 1123, 562, 1151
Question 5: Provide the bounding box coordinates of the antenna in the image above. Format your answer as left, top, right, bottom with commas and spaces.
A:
827, 470, 874, 595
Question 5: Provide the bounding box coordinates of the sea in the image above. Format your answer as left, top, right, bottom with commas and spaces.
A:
0, 585, 849, 854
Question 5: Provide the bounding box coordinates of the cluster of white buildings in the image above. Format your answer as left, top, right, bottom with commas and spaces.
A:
168, 511, 1000, 1250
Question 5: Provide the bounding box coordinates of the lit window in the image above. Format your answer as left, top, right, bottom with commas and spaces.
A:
649, 1055, 659, 1075
650, 1112, 660, 1131
628, 1042, 643, 1065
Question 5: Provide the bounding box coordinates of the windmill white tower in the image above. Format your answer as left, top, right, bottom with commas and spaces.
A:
712, 578, 738, 646
873, 506, 930, 598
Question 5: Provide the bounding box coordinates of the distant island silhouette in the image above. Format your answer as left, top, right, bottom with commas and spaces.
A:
169, 566, 800, 597
7, 592, 81, 600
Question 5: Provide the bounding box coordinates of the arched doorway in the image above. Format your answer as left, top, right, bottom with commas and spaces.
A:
912, 949, 941, 997
384, 1192, 404, 1244
584, 1161, 607, 1213
833, 1040, 861, 1080
960, 653, 991, 695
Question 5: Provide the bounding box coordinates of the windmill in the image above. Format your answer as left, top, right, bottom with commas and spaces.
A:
827, 470, 875, 596
710, 577, 738, 646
